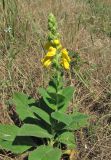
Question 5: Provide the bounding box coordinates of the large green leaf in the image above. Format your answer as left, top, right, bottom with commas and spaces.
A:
58, 131, 76, 149
39, 88, 55, 110
30, 106, 51, 125
0, 124, 19, 141
18, 124, 52, 138
0, 124, 35, 154
29, 145, 62, 160
52, 111, 89, 131
43, 147, 61, 160
51, 111, 72, 126
67, 112, 89, 130
0, 136, 34, 154
61, 86, 74, 100
39, 88, 65, 110
48, 92, 65, 109
58, 86, 74, 112
12, 92, 35, 120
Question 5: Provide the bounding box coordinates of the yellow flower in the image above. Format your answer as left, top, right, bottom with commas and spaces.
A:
61, 58, 70, 70
61, 48, 71, 63
61, 48, 71, 70
48, 46, 56, 52
52, 39, 62, 49
45, 40, 62, 52
43, 59, 51, 68
42, 47, 56, 60
53, 39, 60, 46
46, 51, 56, 57
45, 47, 56, 57
41, 46, 56, 68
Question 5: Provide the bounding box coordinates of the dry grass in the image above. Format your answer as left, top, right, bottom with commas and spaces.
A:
0, 0, 111, 159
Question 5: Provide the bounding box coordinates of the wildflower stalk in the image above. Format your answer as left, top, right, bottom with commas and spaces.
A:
41, 13, 71, 71
0, 13, 90, 160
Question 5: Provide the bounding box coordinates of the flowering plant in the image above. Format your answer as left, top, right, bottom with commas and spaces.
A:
0, 13, 89, 160
41, 13, 70, 70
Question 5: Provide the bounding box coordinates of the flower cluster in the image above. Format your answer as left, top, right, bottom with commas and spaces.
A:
41, 13, 71, 70
41, 46, 56, 68
41, 39, 71, 70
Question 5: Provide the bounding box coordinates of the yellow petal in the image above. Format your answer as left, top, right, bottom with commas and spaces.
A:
53, 39, 60, 46
48, 46, 56, 52
62, 58, 70, 70
43, 59, 51, 68
61, 48, 71, 63
46, 51, 56, 57
61, 48, 68, 54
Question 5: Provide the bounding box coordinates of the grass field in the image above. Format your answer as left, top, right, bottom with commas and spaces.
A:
0, 0, 111, 159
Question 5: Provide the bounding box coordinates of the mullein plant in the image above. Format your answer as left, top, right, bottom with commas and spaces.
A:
0, 13, 89, 160
41, 13, 70, 70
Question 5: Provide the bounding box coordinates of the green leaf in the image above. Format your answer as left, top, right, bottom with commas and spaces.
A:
51, 111, 72, 126
0, 137, 34, 154
52, 111, 89, 131
28, 98, 35, 104
67, 112, 89, 130
39, 88, 55, 110
29, 145, 62, 160
0, 124, 19, 141
39, 87, 49, 99
49, 75, 63, 91
30, 106, 51, 125
18, 124, 52, 138
48, 92, 65, 109
42, 147, 61, 160
62, 86, 74, 100
59, 86, 74, 112
58, 131, 76, 149
39, 88, 65, 110
12, 92, 34, 120
47, 86, 56, 93
0, 124, 35, 154
29, 145, 52, 160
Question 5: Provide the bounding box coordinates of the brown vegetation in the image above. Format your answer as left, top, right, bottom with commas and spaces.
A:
0, 0, 111, 159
